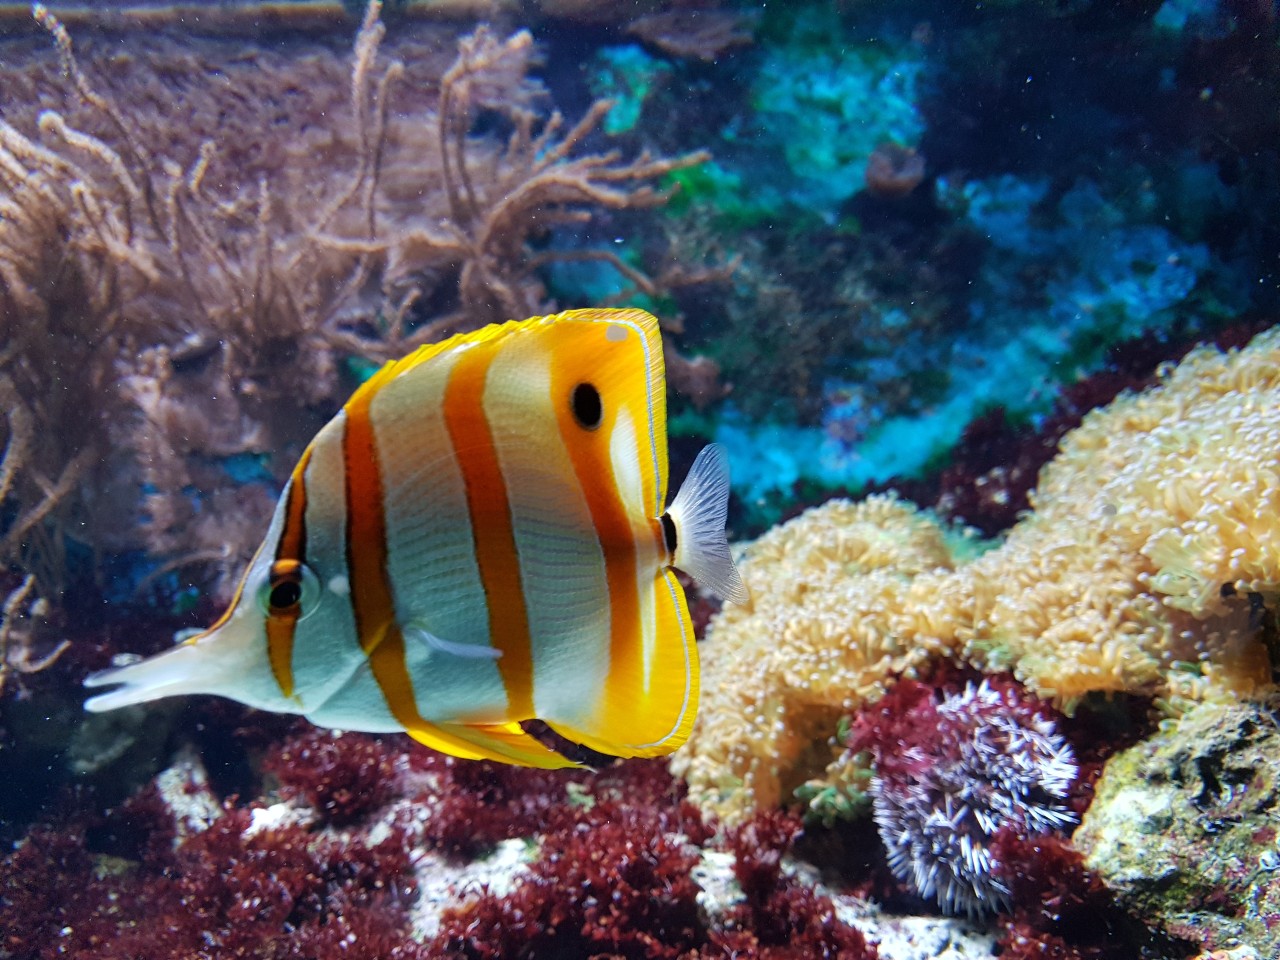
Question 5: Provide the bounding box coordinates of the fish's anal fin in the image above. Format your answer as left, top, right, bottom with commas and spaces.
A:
666, 443, 749, 605
405, 719, 580, 769
404, 624, 502, 660
543, 569, 698, 760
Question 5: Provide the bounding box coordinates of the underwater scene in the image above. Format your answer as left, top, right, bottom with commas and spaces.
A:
2, 0, 1280, 957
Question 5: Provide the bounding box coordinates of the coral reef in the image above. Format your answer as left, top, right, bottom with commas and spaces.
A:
849, 678, 1077, 917
895, 316, 1279, 537
675, 327, 1280, 825
3, 1, 1279, 955
669, 494, 965, 821
711, 169, 1236, 512
1074, 697, 1280, 956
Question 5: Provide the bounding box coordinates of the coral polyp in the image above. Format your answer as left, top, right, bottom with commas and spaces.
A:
852, 679, 1078, 917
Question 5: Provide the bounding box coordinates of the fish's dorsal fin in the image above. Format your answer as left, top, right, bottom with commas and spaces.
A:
666, 444, 749, 604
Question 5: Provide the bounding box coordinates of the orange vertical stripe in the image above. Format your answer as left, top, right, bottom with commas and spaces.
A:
265, 615, 300, 699
265, 448, 312, 698
442, 344, 536, 720
343, 399, 390, 656
342, 393, 431, 729
544, 330, 659, 719
365, 624, 423, 729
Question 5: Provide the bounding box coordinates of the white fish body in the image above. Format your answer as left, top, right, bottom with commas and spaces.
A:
85, 308, 746, 768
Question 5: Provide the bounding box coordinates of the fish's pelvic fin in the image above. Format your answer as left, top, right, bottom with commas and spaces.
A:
404, 624, 502, 659
666, 443, 749, 605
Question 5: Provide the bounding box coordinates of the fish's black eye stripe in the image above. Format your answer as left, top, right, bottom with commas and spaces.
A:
571, 382, 602, 430
661, 512, 677, 554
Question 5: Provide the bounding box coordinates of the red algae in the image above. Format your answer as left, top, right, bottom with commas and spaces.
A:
429, 766, 874, 960
989, 829, 1169, 960
429, 761, 709, 959
6, 728, 883, 960
714, 811, 876, 960
408, 750, 584, 860
0, 798, 419, 960
431, 799, 705, 959
263, 728, 399, 827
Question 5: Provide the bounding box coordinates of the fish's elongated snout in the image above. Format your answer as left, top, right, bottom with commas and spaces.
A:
84, 618, 286, 715
84, 641, 218, 712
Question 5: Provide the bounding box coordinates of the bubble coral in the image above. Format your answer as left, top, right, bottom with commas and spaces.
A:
669, 494, 963, 823
676, 327, 1280, 824
849, 678, 1077, 917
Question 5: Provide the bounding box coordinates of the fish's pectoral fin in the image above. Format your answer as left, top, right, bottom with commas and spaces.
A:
666, 443, 749, 605
404, 623, 502, 660
405, 719, 581, 769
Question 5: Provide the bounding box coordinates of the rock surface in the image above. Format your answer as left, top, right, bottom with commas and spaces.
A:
1075, 699, 1280, 954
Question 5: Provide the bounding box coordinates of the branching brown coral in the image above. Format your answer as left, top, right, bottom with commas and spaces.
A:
382, 26, 707, 343
1, 4, 389, 601
0, 3, 705, 604
0, 573, 67, 697
627, 9, 756, 62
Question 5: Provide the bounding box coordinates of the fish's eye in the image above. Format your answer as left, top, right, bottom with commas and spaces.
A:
257, 560, 321, 620
269, 579, 302, 610
571, 382, 602, 430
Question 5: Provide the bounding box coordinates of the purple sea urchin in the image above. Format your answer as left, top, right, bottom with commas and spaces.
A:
851, 678, 1078, 917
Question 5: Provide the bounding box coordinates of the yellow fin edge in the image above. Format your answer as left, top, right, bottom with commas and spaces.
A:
406, 719, 580, 769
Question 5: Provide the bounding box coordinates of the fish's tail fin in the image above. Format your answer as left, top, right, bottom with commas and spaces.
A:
666, 443, 749, 605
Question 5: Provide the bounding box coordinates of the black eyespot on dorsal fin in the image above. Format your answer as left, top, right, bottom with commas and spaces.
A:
571, 382, 602, 430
